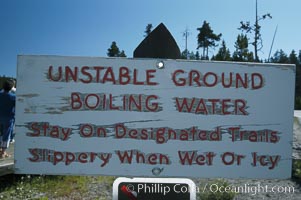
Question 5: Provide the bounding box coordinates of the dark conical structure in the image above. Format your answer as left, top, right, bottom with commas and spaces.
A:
133, 23, 181, 59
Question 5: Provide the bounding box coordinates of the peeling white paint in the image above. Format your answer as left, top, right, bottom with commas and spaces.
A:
14, 55, 295, 178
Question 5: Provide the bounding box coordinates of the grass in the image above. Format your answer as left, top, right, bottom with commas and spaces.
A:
0, 174, 237, 200
0, 174, 115, 199
1, 167, 301, 200
293, 159, 301, 182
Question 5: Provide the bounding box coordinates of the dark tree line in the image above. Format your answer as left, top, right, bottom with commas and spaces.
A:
106, 23, 154, 58
209, 34, 300, 109
107, 41, 126, 57
106, 22, 300, 109
269, 49, 301, 109
182, 19, 300, 109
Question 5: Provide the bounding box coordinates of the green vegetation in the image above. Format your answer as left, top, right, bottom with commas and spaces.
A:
144, 23, 153, 37
197, 20, 222, 60
0, 175, 114, 199
107, 41, 127, 57
0, 175, 236, 199
293, 159, 301, 181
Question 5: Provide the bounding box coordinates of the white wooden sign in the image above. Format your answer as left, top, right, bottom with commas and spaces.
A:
15, 55, 295, 178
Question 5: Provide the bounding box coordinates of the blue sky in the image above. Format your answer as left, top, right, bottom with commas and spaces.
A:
0, 0, 300, 77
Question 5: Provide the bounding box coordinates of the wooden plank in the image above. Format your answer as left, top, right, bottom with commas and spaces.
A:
14, 56, 295, 178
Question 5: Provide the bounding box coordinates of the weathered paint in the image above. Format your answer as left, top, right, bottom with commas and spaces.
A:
14, 55, 295, 178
